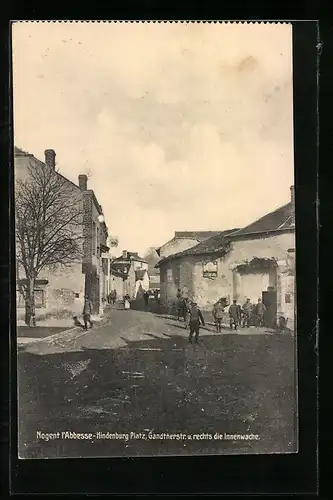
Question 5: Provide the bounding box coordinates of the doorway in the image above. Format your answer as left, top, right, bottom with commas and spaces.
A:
262, 290, 277, 328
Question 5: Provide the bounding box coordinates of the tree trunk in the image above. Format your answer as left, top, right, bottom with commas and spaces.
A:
25, 277, 36, 327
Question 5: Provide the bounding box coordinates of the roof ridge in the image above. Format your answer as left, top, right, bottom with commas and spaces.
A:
231, 202, 291, 236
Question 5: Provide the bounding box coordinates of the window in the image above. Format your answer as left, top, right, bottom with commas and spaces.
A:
16, 288, 46, 308
167, 268, 173, 282
35, 289, 46, 308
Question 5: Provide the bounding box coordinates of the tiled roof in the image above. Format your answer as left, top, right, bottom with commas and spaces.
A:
113, 252, 147, 263
155, 201, 295, 267
14, 146, 30, 156
155, 228, 239, 266
156, 231, 221, 254
174, 231, 221, 240
231, 202, 294, 238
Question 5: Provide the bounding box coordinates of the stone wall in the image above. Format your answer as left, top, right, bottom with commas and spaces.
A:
160, 231, 296, 328
159, 237, 201, 259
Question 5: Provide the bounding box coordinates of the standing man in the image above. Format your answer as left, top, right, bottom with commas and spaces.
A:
188, 301, 205, 344
229, 299, 241, 330
212, 299, 224, 333
83, 294, 93, 330
242, 298, 253, 328
256, 298, 266, 327
143, 290, 150, 310
176, 289, 182, 321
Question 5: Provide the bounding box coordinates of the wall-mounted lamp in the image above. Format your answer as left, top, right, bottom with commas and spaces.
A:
98, 214, 105, 223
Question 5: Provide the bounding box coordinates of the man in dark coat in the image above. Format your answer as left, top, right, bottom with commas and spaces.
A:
212, 299, 224, 333
144, 290, 150, 309
255, 298, 266, 327
229, 299, 241, 330
188, 301, 205, 344
83, 295, 93, 330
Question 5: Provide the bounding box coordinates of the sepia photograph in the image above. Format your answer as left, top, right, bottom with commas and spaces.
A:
12, 21, 297, 458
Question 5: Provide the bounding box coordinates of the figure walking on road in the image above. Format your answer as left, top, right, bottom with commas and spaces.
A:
212, 299, 224, 333
110, 289, 117, 305
124, 294, 131, 311
83, 295, 93, 330
144, 290, 150, 310
188, 301, 205, 344
229, 299, 241, 330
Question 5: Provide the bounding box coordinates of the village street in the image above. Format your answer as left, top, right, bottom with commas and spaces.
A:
17, 305, 297, 459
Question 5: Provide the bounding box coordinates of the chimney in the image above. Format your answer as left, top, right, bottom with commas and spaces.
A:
122, 250, 128, 259
290, 185, 295, 225
44, 149, 56, 169
78, 174, 88, 191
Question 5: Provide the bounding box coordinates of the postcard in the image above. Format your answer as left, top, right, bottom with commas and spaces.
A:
12, 21, 297, 458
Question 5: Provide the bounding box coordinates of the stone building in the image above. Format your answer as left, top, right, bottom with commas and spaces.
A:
110, 251, 149, 300
156, 231, 221, 260
15, 146, 110, 321
156, 187, 296, 330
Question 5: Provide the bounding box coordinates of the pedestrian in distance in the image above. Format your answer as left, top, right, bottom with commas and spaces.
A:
242, 298, 253, 328
188, 300, 205, 344
83, 294, 93, 330
124, 293, 131, 311
229, 299, 241, 330
255, 298, 266, 327
143, 290, 150, 309
176, 289, 182, 321
212, 299, 224, 333
112, 289, 117, 304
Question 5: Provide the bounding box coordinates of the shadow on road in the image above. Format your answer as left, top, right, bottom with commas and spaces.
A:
17, 328, 297, 459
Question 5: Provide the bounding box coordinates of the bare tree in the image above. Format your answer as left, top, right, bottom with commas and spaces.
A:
15, 161, 84, 326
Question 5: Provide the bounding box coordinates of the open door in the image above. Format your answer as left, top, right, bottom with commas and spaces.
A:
262, 290, 277, 328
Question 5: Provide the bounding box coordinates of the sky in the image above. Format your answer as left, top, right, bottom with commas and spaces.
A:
12, 22, 294, 256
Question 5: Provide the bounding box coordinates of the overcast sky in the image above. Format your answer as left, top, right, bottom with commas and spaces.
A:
12, 22, 294, 256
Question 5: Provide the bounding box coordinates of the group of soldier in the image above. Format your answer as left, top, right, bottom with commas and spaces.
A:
176, 289, 267, 342
218, 297, 267, 331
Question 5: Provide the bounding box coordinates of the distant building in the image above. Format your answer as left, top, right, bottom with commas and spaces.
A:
15, 146, 110, 320
156, 231, 221, 260
156, 187, 296, 330
110, 251, 149, 300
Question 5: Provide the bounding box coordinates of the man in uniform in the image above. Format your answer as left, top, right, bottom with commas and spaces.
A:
212, 299, 225, 333
83, 294, 93, 330
242, 298, 253, 328
188, 300, 205, 344
256, 298, 266, 327
229, 299, 241, 330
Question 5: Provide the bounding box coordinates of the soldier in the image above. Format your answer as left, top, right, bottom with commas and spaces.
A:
83, 295, 93, 330
242, 298, 253, 328
256, 298, 266, 327
212, 299, 224, 333
229, 299, 241, 330
188, 301, 205, 344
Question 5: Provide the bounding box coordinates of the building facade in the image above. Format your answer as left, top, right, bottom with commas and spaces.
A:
156, 188, 296, 330
156, 231, 221, 259
15, 146, 110, 322
111, 251, 149, 300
